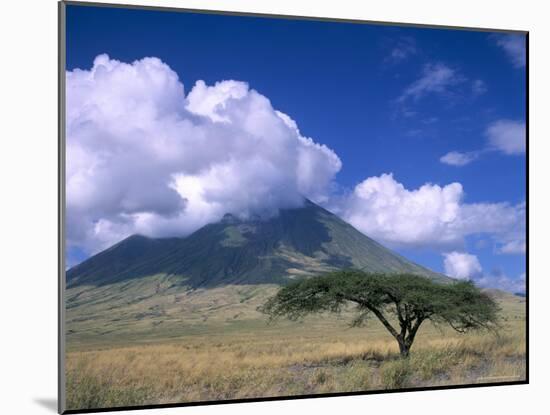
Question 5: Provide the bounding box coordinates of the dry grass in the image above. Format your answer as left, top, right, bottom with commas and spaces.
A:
65, 316, 525, 410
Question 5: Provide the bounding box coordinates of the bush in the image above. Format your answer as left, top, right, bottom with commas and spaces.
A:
380, 359, 411, 389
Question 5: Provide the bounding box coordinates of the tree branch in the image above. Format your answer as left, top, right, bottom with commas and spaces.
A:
406, 315, 424, 344
366, 305, 400, 340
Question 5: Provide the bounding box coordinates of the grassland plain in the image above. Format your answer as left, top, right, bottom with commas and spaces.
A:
65, 282, 526, 411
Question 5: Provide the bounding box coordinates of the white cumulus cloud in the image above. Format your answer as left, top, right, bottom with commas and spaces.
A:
476, 270, 525, 294
499, 240, 526, 255
66, 54, 341, 255
339, 173, 462, 247
335, 173, 525, 251
486, 119, 526, 155
442, 253, 525, 292
440, 118, 525, 167
443, 251, 483, 280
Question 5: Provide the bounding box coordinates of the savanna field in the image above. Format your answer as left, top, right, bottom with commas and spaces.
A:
65, 282, 526, 410
60, 9, 529, 413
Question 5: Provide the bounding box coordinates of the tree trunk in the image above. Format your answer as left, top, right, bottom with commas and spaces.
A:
398, 340, 410, 358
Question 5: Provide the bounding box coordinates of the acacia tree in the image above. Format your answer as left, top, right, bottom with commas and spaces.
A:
260, 271, 500, 357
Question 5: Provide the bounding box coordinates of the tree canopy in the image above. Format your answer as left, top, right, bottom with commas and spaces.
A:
260, 271, 500, 357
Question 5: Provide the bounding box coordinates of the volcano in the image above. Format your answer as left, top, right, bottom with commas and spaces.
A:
67, 199, 444, 289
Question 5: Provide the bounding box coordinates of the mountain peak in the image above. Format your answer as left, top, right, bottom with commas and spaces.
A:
221, 213, 239, 224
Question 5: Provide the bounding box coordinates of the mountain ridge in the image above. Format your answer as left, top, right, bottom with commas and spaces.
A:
67, 199, 446, 288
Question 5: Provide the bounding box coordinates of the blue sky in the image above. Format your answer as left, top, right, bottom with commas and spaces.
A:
65, 5, 526, 292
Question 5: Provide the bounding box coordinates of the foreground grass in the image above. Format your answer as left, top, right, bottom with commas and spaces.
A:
66, 317, 525, 410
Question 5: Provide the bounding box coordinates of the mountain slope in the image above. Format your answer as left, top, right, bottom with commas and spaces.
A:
67, 199, 445, 289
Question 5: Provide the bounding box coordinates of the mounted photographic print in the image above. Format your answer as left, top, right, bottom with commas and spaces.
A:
59, 1, 528, 413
